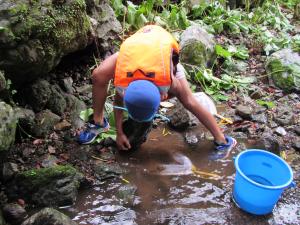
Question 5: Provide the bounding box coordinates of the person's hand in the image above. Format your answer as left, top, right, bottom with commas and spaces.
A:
116, 132, 131, 150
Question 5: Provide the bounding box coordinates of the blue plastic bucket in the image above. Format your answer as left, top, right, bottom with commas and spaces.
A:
233, 149, 294, 215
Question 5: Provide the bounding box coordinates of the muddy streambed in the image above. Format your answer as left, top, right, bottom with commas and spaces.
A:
63, 126, 299, 225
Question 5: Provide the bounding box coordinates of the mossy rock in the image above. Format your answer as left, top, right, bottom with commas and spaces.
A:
180, 25, 216, 68
0, 102, 17, 151
7, 165, 83, 206
0, 0, 91, 85
266, 49, 300, 92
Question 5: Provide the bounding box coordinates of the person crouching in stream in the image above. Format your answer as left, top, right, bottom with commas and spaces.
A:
77, 25, 236, 158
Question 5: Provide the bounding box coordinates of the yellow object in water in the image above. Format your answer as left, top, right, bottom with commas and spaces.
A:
191, 165, 221, 179
280, 151, 287, 160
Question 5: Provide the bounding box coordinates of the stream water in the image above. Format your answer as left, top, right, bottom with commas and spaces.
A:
63, 126, 299, 225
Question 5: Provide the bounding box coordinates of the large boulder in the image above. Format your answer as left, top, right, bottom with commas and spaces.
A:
0, 102, 17, 151
180, 25, 216, 68
31, 110, 60, 137
7, 165, 83, 207
21, 208, 77, 225
86, 0, 122, 51
266, 49, 300, 92
0, 0, 92, 85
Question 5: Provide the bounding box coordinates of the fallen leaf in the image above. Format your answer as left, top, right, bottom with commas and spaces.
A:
48, 145, 56, 154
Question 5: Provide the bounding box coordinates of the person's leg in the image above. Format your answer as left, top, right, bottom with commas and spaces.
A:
92, 52, 118, 125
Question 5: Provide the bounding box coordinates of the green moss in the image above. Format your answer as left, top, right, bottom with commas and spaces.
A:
19, 165, 77, 188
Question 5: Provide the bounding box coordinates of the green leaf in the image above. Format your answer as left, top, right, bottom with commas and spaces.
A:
256, 100, 275, 109
215, 44, 231, 58
80, 108, 94, 122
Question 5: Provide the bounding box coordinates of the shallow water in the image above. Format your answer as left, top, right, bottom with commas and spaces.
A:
64, 126, 299, 225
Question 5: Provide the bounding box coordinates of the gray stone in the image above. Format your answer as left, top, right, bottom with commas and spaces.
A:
266, 49, 300, 92
0, 71, 6, 93
61, 77, 73, 94
249, 86, 265, 100
293, 139, 300, 151
41, 155, 59, 168
75, 84, 92, 95
275, 127, 287, 136
47, 85, 67, 116
0, 102, 17, 151
86, 0, 122, 51
295, 126, 300, 136
93, 162, 124, 181
31, 110, 60, 138
259, 133, 280, 155
2, 203, 27, 225
65, 94, 86, 129
274, 108, 294, 126
24, 79, 52, 112
7, 165, 83, 207
180, 25, 216, 67
252, 113, 267, 124
235, 105, 253, 120
0, 0, 92, 85
21, 208, 77, 225
117, 184, 138, 207
14, 107, 35, 132
166, 101, 190, 129
2, 162, 18, 181
224, 59, 248, 73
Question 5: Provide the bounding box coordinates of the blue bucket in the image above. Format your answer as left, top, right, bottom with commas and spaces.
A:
233, 149, 294, 215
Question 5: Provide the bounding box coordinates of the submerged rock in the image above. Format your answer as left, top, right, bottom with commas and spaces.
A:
0, 102, 17, 151
7, 165, 83, 207
266, 49, 300, 92
117, 184, 138, 207
180, 25, 216, 68
21, 208, 77, 225
0, 0, 92, 85
93, 162, 124, 181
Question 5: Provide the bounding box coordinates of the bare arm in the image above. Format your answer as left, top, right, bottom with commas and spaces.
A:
169, 77, 226, 143
92, 52, 118, 124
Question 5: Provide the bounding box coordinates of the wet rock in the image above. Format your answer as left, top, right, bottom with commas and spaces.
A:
185, 132, 199, 145
166, 101, 190, 129
47, 85, 67, 116
23, 79, 52, 112
180, 25, 216, 67
31, 110, 61, 138
117, 184, 138, 206
266, 49, 300, 92
0, 0, 92, 85
275, 127, 287, 136
7, 165, 83, 207
21, 208, 77, 225
15, 107, 35, 132
252, 113, 267, 124
61, 77, 73, 94
2, 162, 18, 181
2, 203, 27, 225
235, 105, 253, 120
0, 102, 17, 151
86, 0, 122, 51
65, 94, 86, 129
93, 162, 124, 181
259, 133, 280, 155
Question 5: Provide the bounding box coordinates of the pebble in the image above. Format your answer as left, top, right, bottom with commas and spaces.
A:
275, 127, 287, 136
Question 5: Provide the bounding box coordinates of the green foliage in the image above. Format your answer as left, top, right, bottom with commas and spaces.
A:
256, 99, 275, 109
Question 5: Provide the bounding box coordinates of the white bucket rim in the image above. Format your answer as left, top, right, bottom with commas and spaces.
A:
234, 149, 293, 190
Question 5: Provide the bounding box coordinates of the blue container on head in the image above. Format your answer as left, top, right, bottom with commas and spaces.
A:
124, 80, 161, 122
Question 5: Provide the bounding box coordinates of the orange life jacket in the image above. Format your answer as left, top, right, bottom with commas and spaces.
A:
114, 25, 179, 95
